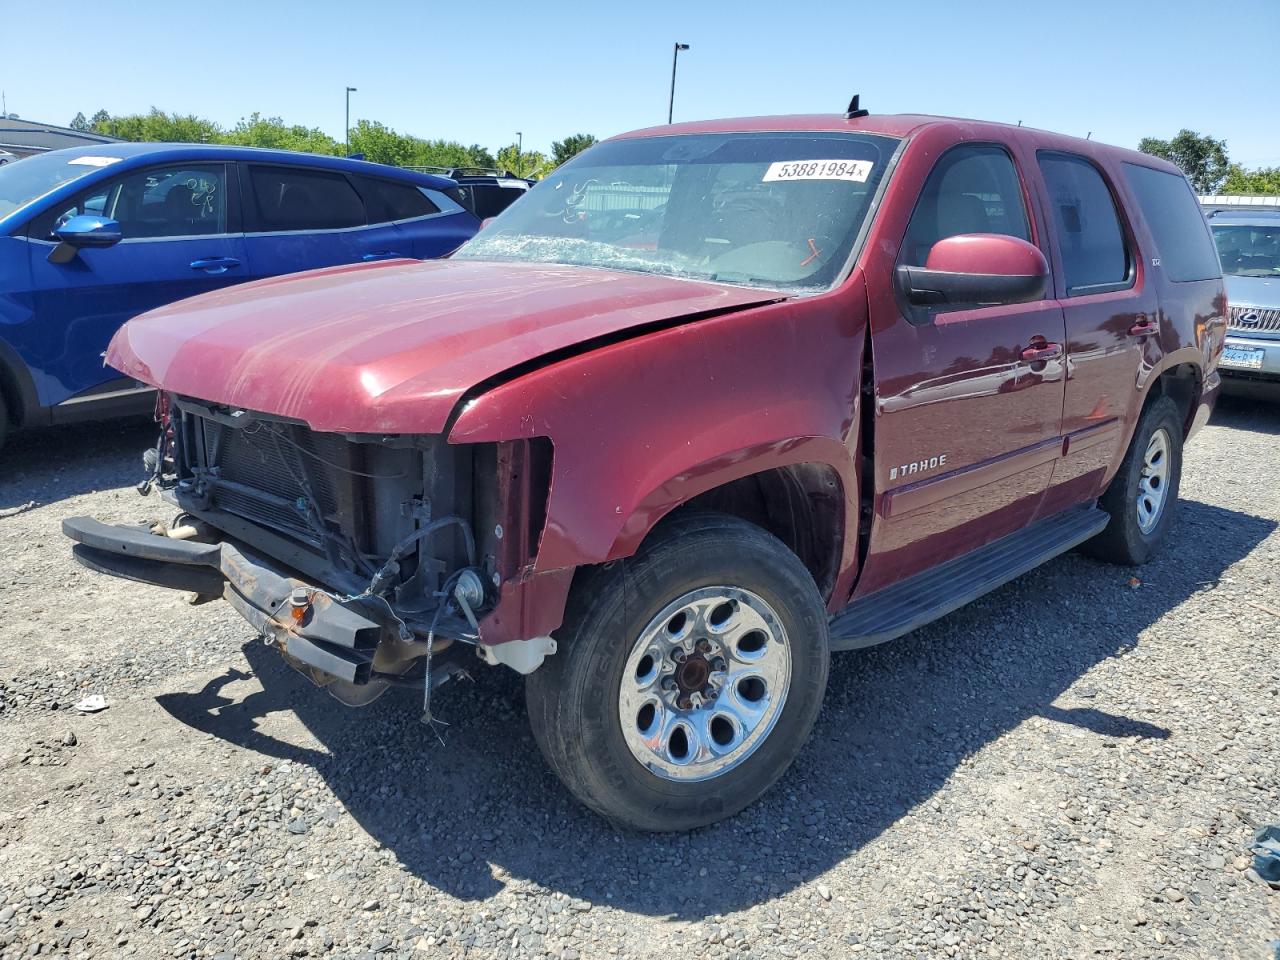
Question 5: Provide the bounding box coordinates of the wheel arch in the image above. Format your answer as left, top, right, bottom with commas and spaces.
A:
1145, 357, 1202, 438
0, 338, 43, 429
624, 458, 851, 604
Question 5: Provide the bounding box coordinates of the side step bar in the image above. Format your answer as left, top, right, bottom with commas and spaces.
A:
829, 504, 1109, 651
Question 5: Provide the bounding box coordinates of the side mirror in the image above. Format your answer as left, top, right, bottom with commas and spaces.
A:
48, 215, 123, 264
896, 234, 1048, 309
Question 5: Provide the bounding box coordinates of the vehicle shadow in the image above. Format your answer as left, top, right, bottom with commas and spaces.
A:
0, 417, 154, 511
1212, 392, 1280, 434
156, 498, 1274, 919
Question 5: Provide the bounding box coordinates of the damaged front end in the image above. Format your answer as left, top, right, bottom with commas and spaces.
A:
63, 396, 555, 711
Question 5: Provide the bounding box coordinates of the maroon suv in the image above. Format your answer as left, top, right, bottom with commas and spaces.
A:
65, 110, 1225, 830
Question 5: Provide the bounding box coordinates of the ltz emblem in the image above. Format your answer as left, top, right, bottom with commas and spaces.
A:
890, 454, 948, 481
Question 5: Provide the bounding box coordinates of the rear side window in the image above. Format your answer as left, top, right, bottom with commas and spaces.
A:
901, 144, 1030, 267
248, 166, 365, 232
1037, 153, 1130, 296
357, 177, 440, 223
1123, 163, 1221, 282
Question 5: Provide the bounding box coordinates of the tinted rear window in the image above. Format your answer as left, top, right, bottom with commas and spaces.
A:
357, 177, 439, 223
1037, 153, 1130, 296
248, 166, 365, 231
1123, 163, 1221, 282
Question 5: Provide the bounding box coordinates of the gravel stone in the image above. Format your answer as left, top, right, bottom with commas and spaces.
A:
1, 404, 1278, 959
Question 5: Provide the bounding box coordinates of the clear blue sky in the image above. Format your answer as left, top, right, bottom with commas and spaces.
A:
4, 0, 1278, 167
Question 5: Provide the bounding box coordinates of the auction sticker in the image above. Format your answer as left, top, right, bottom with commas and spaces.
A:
762, 159, 873, 183
67, 156, 123, 168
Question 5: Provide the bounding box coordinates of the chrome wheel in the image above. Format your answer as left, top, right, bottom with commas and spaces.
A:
618, 586, 792, 783
1136, 428, 1170, 534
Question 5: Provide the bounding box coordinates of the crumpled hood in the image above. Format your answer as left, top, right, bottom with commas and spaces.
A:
108, 258, 783, 433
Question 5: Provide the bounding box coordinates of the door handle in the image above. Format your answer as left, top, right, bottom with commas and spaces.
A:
190, 257, 241, 274
362, 251, 403, 261
1128, 317, 1158, 337
1020, 342, 1063, 363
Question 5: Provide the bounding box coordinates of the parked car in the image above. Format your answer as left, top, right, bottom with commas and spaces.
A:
441, 167, 533, 219
1206, 208, 1280, 391
0, 144, 479, 449
65, 111, 1224, 831
0, 150, 16, 166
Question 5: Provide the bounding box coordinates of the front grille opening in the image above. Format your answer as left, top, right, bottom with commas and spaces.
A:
1228, 305, 1280, 334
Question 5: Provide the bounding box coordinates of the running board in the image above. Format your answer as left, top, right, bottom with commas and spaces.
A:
829, 505, 1108, 651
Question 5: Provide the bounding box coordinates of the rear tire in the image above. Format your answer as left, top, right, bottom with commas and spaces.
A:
526, 511, 830, 832
1082, 395, 1183, 565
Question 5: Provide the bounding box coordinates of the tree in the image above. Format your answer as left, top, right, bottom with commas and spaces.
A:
90, 109, 110, 127
223, 113, 340, 155
1222, 164, 1280, 196
466, 144, 496, 168
69, 112, 90, 131
551, 133, 597, 168
91, 107, 221, 144
1138, 129, 1230, 194
495, 143, 550, 179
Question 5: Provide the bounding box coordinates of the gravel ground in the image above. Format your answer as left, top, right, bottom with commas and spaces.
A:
1, 398, 1278, 960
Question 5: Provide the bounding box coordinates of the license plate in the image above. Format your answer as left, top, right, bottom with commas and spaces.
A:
1221, 345, 1265, 370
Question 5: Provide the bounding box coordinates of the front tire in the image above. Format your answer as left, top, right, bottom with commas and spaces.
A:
526, 512, 830, 832
1082, 395, 1184, 565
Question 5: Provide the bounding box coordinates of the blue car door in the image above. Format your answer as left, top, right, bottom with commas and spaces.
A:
20, 161, 246, 408
240, 163, 409, 279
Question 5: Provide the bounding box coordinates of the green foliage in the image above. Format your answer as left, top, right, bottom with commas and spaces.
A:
69, 112, 90, 132
551, 133, 597, 168
467, 144, 496, 168
347, 120, 489, 169
1138, 129, 1230, 194
223, 113, 341, 155
92, 107, 221, 144
495, 143, 551, 179
1222, 163, 1280, 196
80, 108, 497, 170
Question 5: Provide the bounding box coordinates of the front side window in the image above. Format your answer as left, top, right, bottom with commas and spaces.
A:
1038, 153, 1130, 295
901, 144, 1031, 267
455, 132, 898, 293
31, 163, 227, 239
248, 166, 365, 232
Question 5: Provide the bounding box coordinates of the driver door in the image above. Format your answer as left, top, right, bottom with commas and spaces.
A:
22, 161, 247, 407
857, 142, 1067, 595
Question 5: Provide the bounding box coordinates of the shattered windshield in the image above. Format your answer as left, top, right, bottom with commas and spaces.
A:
454, 131, 897, 293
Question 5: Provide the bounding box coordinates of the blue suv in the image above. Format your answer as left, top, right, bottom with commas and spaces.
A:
0, 144, 480, 449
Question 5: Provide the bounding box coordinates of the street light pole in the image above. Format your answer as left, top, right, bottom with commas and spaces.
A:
345, 86, 357, 155
668, 43, 690, 124
516, 131, 523, 176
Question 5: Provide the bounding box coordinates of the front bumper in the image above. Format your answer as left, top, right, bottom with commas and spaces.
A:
63, 516, 386, 685
1219, 334, 1280, 381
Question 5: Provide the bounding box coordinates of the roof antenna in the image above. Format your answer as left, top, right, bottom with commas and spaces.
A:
845, 94, 869, 120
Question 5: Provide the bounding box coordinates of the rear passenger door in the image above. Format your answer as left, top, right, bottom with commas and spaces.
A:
1032, 152, 1160, 514
240, 164, 406, 280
